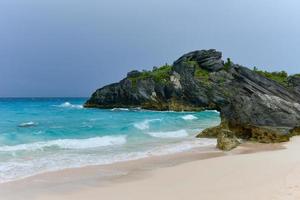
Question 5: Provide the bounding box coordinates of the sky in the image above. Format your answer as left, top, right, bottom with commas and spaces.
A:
0, 0, 300, 97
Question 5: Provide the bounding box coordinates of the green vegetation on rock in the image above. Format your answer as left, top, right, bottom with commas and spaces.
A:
183, 60, 198, 67
151, 64, 173, 82
194, 67, 209, 81
253, 67, 289, 87
182, 60, 210, 82
128, 64, 172, 87
86, 49, 300, 151
223, 58, 232, 71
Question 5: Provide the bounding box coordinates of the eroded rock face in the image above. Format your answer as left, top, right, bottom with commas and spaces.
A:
216, 129, 240, 151
221, 67, 300, 129
174, 49, 224, 72
289, 127, 300, 137
85, 49, 300, 150
289, 76, 300, 95
197, 121, 229, 138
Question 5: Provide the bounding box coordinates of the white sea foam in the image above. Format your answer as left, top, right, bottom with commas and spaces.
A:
181, 114, 198, 120
56, 102, 83, 109
111, 108, 130, 111
150, 139, 217, 155
0, 138, 217, 183
18, 121, 38, 127
0, 136, 127, 152
206, 110, 220, 113
133, 119, 162, 130
147, 129, 189, 138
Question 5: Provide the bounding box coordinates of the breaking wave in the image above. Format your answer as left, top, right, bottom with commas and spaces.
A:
133, 119, 162, 130
18, 121, 38, 128
56, 102, 83, 109
0, 136, 127, 152
181, 114, 198, 120
0, 138, 216, 183
206, 110, 220, 113
111, 108, 130, 111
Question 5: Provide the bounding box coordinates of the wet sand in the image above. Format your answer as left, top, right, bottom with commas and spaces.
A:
1, 137, 299, 200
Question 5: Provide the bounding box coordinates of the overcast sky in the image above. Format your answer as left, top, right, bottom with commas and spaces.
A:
0, 0, 300, 97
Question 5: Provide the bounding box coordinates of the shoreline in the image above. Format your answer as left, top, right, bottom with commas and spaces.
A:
0, 137, 218, 184
0, 139, 288, 200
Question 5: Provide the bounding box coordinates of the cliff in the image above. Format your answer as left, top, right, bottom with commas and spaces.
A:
85, 49, 300, 150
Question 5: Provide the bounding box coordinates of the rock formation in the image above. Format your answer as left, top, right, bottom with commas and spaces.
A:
216, 129, 240, 151
85, 49, 300, 150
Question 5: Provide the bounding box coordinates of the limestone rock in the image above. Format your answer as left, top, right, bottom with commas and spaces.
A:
217, 129, 240, 151
173, 49, 224, 72
289, 127, 300, 137
197, 122, 228, 138
85, 49, 300, 148
288, 75, 300, 95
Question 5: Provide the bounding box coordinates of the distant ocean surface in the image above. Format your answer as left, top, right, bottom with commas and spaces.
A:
0, 98, 220, 183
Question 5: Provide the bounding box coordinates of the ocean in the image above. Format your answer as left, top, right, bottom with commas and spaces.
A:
0, 98, 220, 183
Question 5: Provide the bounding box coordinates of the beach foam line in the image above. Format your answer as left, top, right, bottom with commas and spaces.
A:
151, 138, 217, 155
0, 136, 127, 152
146, 129, 189, 138
181, 114, 198, 120
133, 119, 162, 130
0, 138, 217, 183
55, 102, 83, 109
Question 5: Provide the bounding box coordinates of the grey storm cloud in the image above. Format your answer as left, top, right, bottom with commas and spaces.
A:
0, 0, 299, 97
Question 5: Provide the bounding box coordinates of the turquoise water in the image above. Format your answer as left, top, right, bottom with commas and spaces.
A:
0, 98, 220, 183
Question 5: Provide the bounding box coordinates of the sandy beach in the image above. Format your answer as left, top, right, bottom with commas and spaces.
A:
2, 0, 300, 199
1, 137, 300, 200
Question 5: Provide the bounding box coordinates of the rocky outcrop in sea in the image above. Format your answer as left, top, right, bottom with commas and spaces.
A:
85, 49, 300, 150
